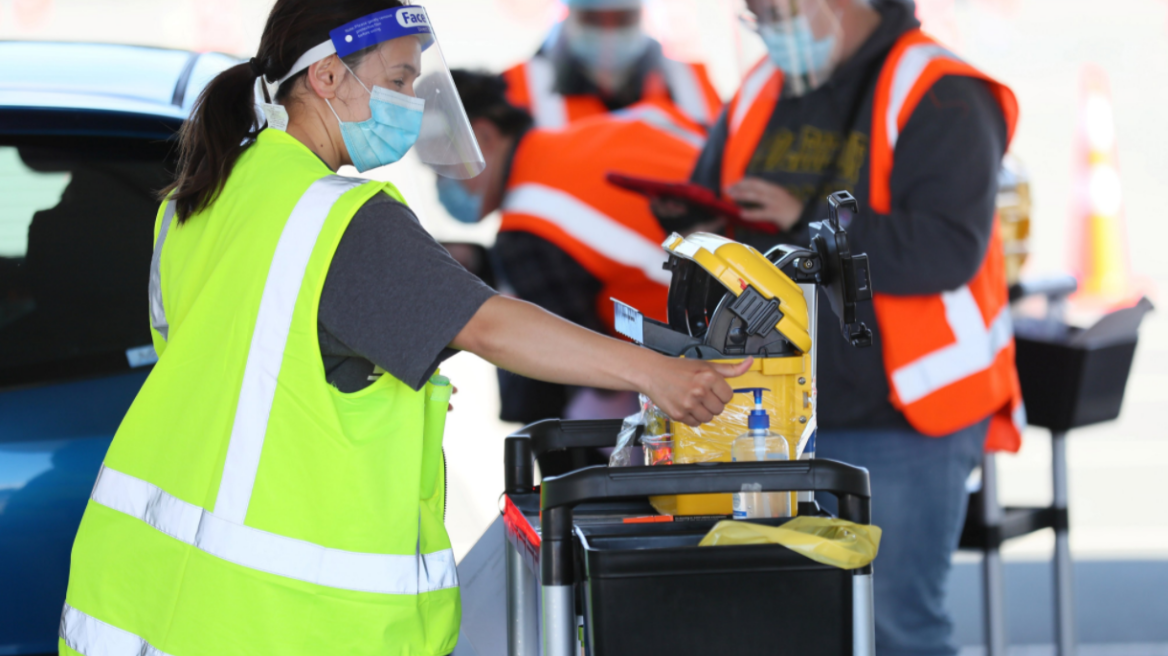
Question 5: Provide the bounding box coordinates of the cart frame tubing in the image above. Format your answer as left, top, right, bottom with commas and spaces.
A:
977, 431, 1076, 656
979, 453, 1009, 656
975, 275, 1082, 655
506, 538, 541, 656
1052, 429, 1075, 656
539, 459, 874, 656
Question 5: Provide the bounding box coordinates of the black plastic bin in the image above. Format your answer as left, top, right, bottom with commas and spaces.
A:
537, 455, 875, 656
576, 518, 854, 655
1014, 328, 1138, 431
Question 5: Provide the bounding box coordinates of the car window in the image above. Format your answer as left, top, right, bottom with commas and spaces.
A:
0, 148, 71, 258
0, 143, 170, 388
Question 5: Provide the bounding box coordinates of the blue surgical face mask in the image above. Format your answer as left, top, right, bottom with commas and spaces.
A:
759, 17, 836, 79
327, 73, 425, 173
436, 175, 484, 224
564, 16, 649, 93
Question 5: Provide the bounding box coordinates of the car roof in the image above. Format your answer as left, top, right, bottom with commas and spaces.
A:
0, 41, 239, 139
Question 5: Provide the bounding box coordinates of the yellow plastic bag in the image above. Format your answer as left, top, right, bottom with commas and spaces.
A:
699, 517, 882, 570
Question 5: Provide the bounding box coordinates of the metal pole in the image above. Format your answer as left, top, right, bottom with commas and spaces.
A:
506, 539, 540, 656
853, 572, 876, 656
798, 283, 819, 510
981, 453, 1008, 656
541, 585, 576, 656
1052, 429, 1076, 656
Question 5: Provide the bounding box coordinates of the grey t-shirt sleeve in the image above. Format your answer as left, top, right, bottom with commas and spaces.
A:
318, 193, 497, 392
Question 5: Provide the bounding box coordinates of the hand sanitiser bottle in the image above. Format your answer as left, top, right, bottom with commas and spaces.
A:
730, 388, 791, 519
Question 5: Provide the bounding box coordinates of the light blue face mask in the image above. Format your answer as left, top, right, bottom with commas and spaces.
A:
327, 75, 426, 173
759, 17, 836, 79
563, 13, 649, 93
436, 175, 484, 224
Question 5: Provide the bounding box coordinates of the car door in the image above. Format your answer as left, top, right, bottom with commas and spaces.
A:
0, 137, 169, 655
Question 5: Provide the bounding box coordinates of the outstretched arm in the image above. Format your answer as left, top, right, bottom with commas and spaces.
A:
452, 295, 752, 426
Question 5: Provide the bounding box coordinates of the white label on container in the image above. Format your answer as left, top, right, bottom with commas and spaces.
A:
612, 298, 644, 344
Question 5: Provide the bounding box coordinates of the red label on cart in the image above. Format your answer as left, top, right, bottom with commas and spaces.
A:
503, 495, 541, 549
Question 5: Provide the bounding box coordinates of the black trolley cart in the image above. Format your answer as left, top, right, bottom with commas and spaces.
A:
501, 418, 877, 656
959, 275, 1148, 656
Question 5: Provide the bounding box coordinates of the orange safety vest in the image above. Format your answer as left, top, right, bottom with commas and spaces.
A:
721, 30, 1025, 453
499, 101, 705, 332
503, 53, 723, 129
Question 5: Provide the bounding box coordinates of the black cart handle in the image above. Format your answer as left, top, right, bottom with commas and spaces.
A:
505, 419, 632, 494
538, 459, 871, 586
541, 459, 869, 510
1009, 273, 1078, 303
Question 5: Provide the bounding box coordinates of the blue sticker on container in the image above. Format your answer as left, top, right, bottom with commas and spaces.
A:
330, 5, 433, 58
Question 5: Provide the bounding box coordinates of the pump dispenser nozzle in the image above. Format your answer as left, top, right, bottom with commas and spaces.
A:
733, 387, 771, 431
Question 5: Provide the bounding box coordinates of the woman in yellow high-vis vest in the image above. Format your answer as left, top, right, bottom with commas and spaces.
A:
58, 2, 749, 655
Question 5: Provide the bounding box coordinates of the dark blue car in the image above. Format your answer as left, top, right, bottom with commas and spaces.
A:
0, 42, 234, 655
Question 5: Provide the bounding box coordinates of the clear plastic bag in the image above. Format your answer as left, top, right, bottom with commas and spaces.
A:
609, 395, 671, 467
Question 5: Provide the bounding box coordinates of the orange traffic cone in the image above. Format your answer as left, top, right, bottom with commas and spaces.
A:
1069, 65, 1140, 308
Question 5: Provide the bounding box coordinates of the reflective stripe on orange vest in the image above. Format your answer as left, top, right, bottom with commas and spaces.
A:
609, 104, 706, 148
502, 55, 723, 129
660, 57, 721, 126
499, 101, 703, 332
722, 59, 782, 190
869, 30, 1019, 214
720, 30, 1024, 452
503, 183, 672, 287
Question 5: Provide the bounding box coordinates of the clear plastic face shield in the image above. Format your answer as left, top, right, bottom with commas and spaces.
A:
740, 0, 844, 96
270, 5, 484, 178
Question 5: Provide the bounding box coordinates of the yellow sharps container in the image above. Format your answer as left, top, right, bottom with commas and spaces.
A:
612, 192, 873, 516
641, 233, 812, 516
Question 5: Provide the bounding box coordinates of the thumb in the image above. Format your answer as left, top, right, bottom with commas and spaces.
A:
711, 356, 753, 379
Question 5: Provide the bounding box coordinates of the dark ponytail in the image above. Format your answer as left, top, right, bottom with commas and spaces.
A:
163, 0, 405, 223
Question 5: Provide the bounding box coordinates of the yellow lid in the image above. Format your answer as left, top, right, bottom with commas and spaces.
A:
664, 232, 811, 353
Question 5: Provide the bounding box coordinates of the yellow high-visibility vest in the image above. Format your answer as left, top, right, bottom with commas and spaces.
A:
61, 128, 458, 656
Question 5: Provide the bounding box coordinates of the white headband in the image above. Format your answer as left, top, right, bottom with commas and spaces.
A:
275, 40, 338, 86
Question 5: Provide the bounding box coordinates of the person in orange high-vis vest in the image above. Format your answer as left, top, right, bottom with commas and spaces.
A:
685, 1, 1023, 653
501, 0, 722, 129
439, 70, 706, 424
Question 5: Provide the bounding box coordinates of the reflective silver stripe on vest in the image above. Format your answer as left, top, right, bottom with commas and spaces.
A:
148, 201, 176, 341
660, 58, 710, 126
214, 176, 366, 524
889, 285, 1013, 404
730, 60, 777, 134
91, 465, 458, 594
610, 105, 706, 149
503, 183, 672, 286
885, 44, 959, 150
525, 56, 568, 129
60, 603, 174, 656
